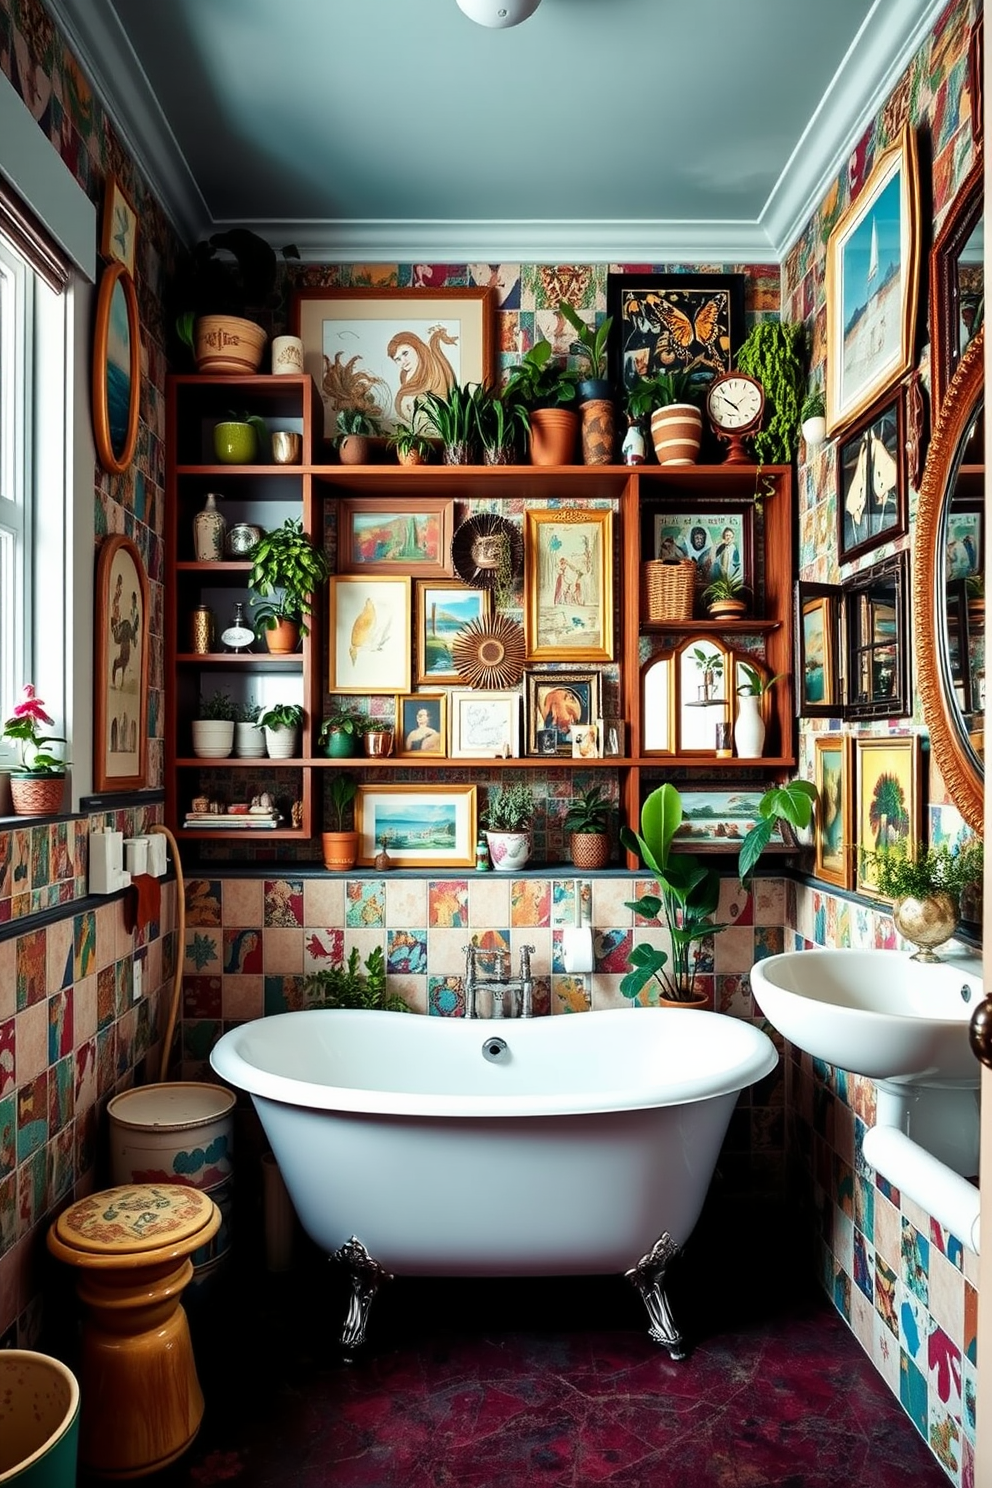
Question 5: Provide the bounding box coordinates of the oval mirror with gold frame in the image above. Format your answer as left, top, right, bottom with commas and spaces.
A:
913, 327, 984, 834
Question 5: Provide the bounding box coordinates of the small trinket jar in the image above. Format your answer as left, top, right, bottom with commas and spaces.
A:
189, 605, 215, 654
475, 836, 491, 872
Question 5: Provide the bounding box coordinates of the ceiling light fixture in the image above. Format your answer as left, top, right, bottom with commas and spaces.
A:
455, 0, 542, 28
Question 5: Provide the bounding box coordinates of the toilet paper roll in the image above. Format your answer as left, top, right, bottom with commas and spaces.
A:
562, 925, 595, 975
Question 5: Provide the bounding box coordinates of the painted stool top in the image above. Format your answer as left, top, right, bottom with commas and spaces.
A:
53, 1184, 216, 1254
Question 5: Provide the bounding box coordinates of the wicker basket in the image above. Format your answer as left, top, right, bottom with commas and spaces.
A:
641, 559, 696, 621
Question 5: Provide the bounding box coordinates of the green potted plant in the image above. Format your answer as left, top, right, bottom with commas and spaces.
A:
301, 945, 410, 1011
563, 784, 612, 869
172, 227, 299, 374
2, 683, 68, 816
191, 689, 237, 759
800, 388, 826, 450
862, 838, 984, 961
213, 410, 269, 465
473, 383, 530, 465
700, 572, 750, 619
413, 383, 484, 465
503, 340, 579, 465
322, 774, 359, 870
691, 646, 724, 701
233, 697, 265, 758
256, 702, 304, 759
482, 780, 536, 871
558, 301, 613, 400
736, 321, 807, 465
249, 516, 331, 651
619, 783, 726, 1005
335, 407, 382, 465
631, 369, 707, 465
387, 420, 434, 466
319, 710, 364, 759
736, 778, 818, 886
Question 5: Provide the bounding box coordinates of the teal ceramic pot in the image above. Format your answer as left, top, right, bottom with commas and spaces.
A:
324, 728, 358, 758
0, 1351, 80, 1488
213, 421, 258, 464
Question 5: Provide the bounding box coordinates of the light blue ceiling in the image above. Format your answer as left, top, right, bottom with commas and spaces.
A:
46, 0, 945, 260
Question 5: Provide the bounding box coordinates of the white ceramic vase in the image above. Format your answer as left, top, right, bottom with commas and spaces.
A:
485, 829, 532, 873
734, 692, 765, 758
234, 722, 266, 758
191, 719, 234, 759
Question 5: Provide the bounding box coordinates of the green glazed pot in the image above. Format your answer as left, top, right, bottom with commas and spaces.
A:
324, 728, 358, 758
213, 421, 258, 465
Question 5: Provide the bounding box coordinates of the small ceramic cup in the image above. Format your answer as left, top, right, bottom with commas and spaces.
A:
271, 335, 304, 375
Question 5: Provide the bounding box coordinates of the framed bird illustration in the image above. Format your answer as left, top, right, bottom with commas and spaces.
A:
100, 174, 138, 278
606, 273, 745, 395
329, 575, 412, 693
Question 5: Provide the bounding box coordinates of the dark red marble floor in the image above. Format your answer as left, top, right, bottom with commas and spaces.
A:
107, 1192, 951, 1488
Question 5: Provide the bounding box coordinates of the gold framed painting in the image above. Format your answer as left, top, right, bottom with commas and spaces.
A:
355, 783, 477, 868
523, 507, 613, 662
814, 734, 855, 890
92, 262, 140, 476
328, 575, 412, 694
100, 173, 138, 277
395, 693, 447, 758
855, 734, 922, 896
825, 124, 921, 437
291, 286, 496, 441
415, 580, 491, 685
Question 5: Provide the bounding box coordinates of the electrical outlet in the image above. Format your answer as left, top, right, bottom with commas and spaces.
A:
132, 958, 143, 1002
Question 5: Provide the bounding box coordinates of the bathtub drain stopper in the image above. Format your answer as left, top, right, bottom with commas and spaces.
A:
483, 1037, 509, 1063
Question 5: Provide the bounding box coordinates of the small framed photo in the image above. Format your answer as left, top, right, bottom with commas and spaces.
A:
100, 174, 138, 277
571, 723, 600, 759
795, 583, 841, 717
524, 507, 613, 662
415, 580, 491, 684
837, 394, 907, 563
598, 716, 625, 756
524, 670, 601, 756
338, 498, 454, 577
395, 693, 447, 758
328, 575, 411, 694
814, 735, 855, 890
449, 690, 521, 758
355, 783, 477, 868
855, 735, 922, 896
944, 497, 982, 582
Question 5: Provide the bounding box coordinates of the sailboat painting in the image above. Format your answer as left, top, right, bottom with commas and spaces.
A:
825, 126, 920, 437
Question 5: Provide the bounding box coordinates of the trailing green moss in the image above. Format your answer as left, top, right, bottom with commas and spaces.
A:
737, 322, 807, 465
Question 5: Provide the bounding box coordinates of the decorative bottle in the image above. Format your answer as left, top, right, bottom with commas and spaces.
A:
193, 492, 226, 561
621, 418, 646, 466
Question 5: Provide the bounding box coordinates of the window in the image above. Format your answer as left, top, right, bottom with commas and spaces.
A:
0, 233, 31, 762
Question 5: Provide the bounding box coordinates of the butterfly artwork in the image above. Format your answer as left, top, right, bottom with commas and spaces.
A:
606, 273, 745, 392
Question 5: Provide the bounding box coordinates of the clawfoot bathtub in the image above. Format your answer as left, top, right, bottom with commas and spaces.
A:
210, 1006, 777, 1358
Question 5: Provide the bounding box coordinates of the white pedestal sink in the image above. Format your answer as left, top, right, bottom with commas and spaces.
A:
750, 949, 982, 1183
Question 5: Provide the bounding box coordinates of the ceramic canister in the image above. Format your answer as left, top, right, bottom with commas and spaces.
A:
193, 492, 227, 560
271, 335, 304, 375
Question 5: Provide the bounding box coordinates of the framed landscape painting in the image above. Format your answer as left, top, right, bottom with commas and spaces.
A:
338, 498, 453, 577
355, 784, 477, 868
673, 788, 797, 853
292, 286, 495, 440
855, 735, 922, 895
416, 581, 491, 684
825, 124, 920, 436
814, 735, 855, 889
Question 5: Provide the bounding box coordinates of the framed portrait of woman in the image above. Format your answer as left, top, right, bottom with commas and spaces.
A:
395, 694, 447, 759
292, 287, 496, 442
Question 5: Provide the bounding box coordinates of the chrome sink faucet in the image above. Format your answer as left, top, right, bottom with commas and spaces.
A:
463, 943, 535, 1018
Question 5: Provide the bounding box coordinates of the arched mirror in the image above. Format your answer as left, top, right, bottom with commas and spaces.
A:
914, 327, 984, 833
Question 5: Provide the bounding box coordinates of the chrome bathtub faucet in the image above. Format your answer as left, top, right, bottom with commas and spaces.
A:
462, 943, 535, 1018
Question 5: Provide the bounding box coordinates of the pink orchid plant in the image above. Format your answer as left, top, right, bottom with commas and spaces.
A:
2, 685, 68, 775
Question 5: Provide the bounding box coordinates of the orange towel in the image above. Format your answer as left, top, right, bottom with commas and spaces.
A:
123, 873, 161, 934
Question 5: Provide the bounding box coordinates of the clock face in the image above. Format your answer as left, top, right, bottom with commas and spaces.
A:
706, 374, 764, 433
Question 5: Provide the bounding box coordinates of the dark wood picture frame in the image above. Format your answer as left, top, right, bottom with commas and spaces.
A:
524, 670, 601, 756
94, 535, 149, 791
606, 273, 745, 395
928, 150, 984, 421
836, 391, 907, 563
843, 550, 912, 720
92, 262, 140, 476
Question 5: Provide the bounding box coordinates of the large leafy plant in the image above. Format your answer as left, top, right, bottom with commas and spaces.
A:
502, 340, 578, 409
558, 301, 613, 382
301, 946, 410, 1012
619, 783, 726, 1003
249, 516, 331, 636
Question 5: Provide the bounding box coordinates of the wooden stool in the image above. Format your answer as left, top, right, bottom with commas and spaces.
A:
47, 1183, 221, 1479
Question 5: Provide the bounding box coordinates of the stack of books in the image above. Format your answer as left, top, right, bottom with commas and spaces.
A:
183, 806, 283, 830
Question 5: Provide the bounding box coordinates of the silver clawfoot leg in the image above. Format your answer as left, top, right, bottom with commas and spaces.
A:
332, 1236, 393, 1361
626, 1231, 687, 1360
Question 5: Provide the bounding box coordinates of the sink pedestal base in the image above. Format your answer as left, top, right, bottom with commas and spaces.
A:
874, 1082, 980, 1177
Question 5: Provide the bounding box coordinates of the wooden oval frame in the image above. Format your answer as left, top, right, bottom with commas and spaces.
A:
92, 261, 140, 475
912, 326, 984, 835
93, 534, 149, 792
928, 149, 983, 423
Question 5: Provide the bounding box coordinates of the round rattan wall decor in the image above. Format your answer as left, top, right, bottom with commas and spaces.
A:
450, 513, 523, 595
451, 614, 526, 689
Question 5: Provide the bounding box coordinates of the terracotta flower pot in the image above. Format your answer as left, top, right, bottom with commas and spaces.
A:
650, 404, 703, 465
264, 619, 300, 654
322, 831, 359, 871
338, 434, 370, 465
9, 774, 66, 816
528, 408, 579, 466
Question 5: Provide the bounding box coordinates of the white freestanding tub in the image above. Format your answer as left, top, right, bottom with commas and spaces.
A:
211, 1006, 777, 1356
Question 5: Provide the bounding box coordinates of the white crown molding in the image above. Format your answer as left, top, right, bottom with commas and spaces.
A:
42, 0, 208, 243
43, 0, 949, 266
764, 0, 950, 258
239, 218, 780, 265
